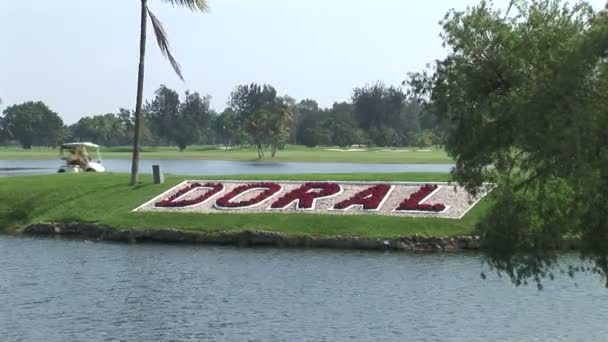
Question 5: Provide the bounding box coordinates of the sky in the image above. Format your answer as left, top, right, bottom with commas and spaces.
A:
1, 0, 605, 124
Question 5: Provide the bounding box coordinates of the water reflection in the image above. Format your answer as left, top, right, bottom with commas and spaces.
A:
0, 159, 454, 176
1, 236, 607, 342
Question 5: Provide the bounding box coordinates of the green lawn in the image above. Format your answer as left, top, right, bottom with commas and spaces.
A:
0, 172, 488, 238
0, 145, 453, 164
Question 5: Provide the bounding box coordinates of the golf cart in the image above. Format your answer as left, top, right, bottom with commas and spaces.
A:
58, 142, 106, 173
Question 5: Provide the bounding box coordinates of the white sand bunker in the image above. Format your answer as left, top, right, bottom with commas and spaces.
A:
135, 180, 490, 219
381, 149, 412, 153
325, 148, 367, 152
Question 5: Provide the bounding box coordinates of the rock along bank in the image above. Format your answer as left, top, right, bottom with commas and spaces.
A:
17, 222, 482, 252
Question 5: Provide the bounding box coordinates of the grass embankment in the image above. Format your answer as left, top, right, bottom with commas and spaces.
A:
0, 173, 489, 238
0, 145, 452, 164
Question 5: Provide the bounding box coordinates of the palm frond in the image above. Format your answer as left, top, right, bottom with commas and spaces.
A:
160, 0, 209, 12
147, 6, 184, 81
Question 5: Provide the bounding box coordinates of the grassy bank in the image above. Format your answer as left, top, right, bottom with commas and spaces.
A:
0, 173, 488, 239
0, 145, 452, 164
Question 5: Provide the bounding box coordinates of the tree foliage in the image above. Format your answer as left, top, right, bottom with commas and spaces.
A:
228, 83, 290, 158
0, 98, 13, 142
4, 80, 448, 155
146, 85, 212, 151
408, 0, 608, 287
2, 101, 65, 148
71, 113, 130, 146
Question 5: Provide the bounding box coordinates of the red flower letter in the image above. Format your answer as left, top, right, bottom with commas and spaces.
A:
333, 184, 393, 211
395, 184, 446, 212
270, 182, 342, 210
215, 183, 282, 209
155, 183, 224, 208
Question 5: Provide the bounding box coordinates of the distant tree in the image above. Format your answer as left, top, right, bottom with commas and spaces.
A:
244, 109, 272, 158
217, 108, 244, 149
0, 98, 13, 142
413, 129, 434, 149
352, 128, 368, 147
174, 91, 211, 151
2, 101, 64, 148
69, 111, 139, 147
147, 85, 180, 143
352, 82, 407, 145
70, 117, 97, 143
327, 102, 356, 147
298, 109, 331, 148
293, 99, 321, 145
368, 126, 398, 147
229, 83, 284, 157
268, 103, 292, 157
130, 0, 209, 186
147, 85, 211, 151
229, 83, 278, 118
400, 102, 422, 145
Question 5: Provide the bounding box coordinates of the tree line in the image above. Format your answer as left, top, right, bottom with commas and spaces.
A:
0, 82, 446, 154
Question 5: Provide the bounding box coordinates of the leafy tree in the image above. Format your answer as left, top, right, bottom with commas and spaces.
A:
408, 0, 608, 287
229, 83, 285, 157
352, 128, 368, 147
217, 108, 245, 149
70, 114, 129, 146
147, 85, 180, 143
268, 103, 292, 157
130, 0, 209, 186
2, 101, 64, 148
293, 99, 321, 145
369, 126, 398, 147
352, 83, 407, 146
174, 91, 211, 151
229, 83, 278, 118
400, 102, 422, 146
413, 129, 434, 149
0, 98, 12, 142
147, 85, 211, 151
244, 109, 272, 158
327, 102, 357, 147
297, 109, 331, 148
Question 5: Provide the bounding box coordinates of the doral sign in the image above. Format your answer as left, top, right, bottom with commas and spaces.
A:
134, 180, 489, 219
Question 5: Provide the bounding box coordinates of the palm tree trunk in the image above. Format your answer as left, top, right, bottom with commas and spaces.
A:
130, 0, 148, 186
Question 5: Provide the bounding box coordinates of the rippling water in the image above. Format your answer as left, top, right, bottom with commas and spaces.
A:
0, 159, 454, 177
1, 236, 607, 342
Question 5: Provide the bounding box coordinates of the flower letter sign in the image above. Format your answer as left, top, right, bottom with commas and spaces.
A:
134, 180, 489, 219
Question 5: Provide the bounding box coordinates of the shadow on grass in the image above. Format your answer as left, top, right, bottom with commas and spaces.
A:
0, 197, 37, 229
133, 182, 155, 191
0, 185, 116, 231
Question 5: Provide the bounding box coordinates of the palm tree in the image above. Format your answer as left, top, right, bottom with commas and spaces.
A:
130, 0, 208, 185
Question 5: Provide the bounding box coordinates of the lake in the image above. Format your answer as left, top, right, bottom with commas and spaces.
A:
0, 159, 453, 176
1, 235, 606, 342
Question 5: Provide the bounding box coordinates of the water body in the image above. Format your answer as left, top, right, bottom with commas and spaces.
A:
1, 236, 606, 342
0, 159, 453, 177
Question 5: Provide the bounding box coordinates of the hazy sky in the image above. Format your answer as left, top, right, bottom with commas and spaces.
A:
1, 0, 604, 124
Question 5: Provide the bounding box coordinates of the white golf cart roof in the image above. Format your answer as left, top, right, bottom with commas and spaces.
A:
60, 142, 100, 149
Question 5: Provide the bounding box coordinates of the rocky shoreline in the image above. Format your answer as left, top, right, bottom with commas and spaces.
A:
16, 222, 482, 252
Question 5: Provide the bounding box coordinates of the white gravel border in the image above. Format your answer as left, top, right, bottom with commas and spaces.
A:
134, 180, 490, 219
328, 185, 396, 212
268, 185, 344, 211
214, 185, 284, 210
